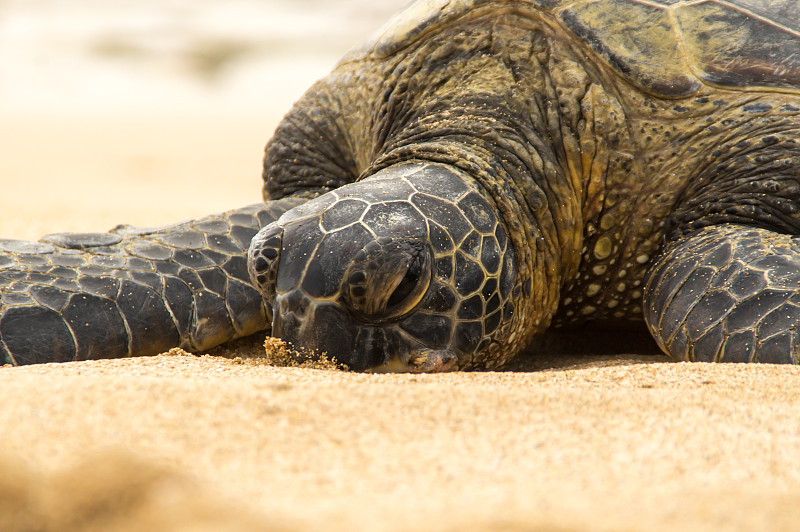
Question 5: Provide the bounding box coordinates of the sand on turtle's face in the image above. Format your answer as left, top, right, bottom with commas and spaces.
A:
3, 2, 800, 531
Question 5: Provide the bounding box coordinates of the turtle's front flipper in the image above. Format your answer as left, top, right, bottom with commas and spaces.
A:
0, 198, 304, 365
643, 224, 800, 363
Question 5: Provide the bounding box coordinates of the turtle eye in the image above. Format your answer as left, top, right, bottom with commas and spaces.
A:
344, 238, 431, 322
387, 254, 422, 310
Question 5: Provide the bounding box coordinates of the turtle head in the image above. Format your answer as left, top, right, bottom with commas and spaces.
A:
248, 163, 518, 372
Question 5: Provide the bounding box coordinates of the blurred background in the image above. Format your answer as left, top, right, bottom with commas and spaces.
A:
0, 0, 408, 239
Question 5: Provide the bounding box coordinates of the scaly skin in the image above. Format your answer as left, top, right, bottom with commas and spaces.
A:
250, 163, 518, 371
0, 199, 303, 365
553, 85, 800, 325
645, 226, 800, 363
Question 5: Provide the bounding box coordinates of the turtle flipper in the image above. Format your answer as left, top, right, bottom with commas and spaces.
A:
0, 199, 304, 366
643, 224, 800, 363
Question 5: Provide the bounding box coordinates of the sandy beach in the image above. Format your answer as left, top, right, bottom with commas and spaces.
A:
2, 2, 800, 531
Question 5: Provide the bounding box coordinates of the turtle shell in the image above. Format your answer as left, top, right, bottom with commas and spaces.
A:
347, 0, 800, 99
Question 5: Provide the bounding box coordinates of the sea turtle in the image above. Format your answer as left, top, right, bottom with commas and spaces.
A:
2, 0, 800, 371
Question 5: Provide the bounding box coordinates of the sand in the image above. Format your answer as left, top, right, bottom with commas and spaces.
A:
3, 2, 800, 531
3, 352, 800, 531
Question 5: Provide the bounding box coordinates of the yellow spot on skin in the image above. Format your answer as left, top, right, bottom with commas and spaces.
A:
618, 270, 627, 278
581, 306, 596, 315
608, 300, 619, 309
594, 237, 612, 260
587, 284, 602, 297
593, 265, 607, 276
616, 282, 627, 293
600, 213, 616, 230
636, 254, 650, 264
632, 290, 642, 299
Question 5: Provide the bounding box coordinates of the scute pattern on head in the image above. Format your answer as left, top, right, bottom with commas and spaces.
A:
249, 163, 520, 371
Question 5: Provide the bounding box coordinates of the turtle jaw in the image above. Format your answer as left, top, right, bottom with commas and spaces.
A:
271, 292, 459, 372
271, 293, 430, 372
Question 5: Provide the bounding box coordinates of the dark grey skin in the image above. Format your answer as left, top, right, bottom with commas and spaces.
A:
2, 0, 800, 371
